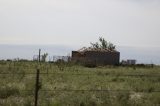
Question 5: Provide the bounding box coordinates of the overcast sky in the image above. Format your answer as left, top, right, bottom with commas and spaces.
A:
0, 0, 160, 48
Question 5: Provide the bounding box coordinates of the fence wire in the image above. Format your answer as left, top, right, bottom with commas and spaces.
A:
0, 72, 160, 77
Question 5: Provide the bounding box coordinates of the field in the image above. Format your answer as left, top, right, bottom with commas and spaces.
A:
0, 61, 160, 106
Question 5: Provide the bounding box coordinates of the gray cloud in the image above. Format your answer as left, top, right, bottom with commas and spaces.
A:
0, 0, 160, 47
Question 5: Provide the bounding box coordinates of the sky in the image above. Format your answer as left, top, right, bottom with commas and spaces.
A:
0, 0, 160, 48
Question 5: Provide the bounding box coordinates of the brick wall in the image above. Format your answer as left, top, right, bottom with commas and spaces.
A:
72, 51, 120, 65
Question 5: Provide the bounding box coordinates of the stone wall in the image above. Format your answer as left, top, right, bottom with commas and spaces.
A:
72, 51, 120, 65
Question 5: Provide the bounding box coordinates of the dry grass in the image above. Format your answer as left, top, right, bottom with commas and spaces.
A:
0, 61, 160, 106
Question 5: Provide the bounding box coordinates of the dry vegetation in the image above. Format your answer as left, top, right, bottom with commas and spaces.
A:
0, 61, 160, 106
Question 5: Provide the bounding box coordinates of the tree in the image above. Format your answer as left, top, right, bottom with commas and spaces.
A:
99, 37, 108, 49
108, 42, 116, 51
90, 37, 116, 50
41, 53, 48, 62
90, 42, 100, 49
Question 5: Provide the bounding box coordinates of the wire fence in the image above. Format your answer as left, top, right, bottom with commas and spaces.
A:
0, 67, 160, 105
0, 72, 160, 77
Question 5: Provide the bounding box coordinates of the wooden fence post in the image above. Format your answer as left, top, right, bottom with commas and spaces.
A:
35, 69, 40, 106
39, 49, 41, 62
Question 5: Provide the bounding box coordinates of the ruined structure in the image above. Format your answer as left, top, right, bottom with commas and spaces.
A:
72, 47, 120, 66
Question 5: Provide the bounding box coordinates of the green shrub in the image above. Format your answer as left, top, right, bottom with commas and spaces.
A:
0, 87, 20, 99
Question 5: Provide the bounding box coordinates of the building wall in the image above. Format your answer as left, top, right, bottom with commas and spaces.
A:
72, 51, 120, 65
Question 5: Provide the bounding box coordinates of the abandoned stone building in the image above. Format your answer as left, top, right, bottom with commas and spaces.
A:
72, 47, 120, 66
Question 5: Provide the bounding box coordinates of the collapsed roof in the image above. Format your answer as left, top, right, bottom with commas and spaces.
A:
77, 47, 118, 53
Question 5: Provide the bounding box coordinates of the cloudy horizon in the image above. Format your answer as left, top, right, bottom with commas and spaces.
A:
0, 0, 160, 64
0, 44, 160, 65
0, 0, 160, 48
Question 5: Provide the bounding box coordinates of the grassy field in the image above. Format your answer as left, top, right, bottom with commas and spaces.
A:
0, 61, 160, 106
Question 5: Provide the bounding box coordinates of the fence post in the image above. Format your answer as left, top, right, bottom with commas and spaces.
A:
35, 69, 40, 106
39, 49, 41, 62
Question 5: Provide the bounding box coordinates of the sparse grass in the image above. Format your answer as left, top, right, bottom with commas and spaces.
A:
0, 61, 160, 106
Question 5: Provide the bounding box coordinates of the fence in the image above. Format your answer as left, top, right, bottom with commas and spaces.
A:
0, 63, 160, 105
33, 55, 71, 62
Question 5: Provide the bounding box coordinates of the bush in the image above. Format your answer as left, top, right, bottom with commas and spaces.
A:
0, 87, 20, 99
55, 59, 66, 71
84, 61, 97, 68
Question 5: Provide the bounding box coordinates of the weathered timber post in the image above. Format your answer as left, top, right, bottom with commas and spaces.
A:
34, 49, 41, 106
39, 49, 41, 62
34, 69, 40, 106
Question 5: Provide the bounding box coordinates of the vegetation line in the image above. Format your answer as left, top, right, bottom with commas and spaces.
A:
0, 72, 160, 77
40, 89, 160, 92
0, 89, 160, 93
